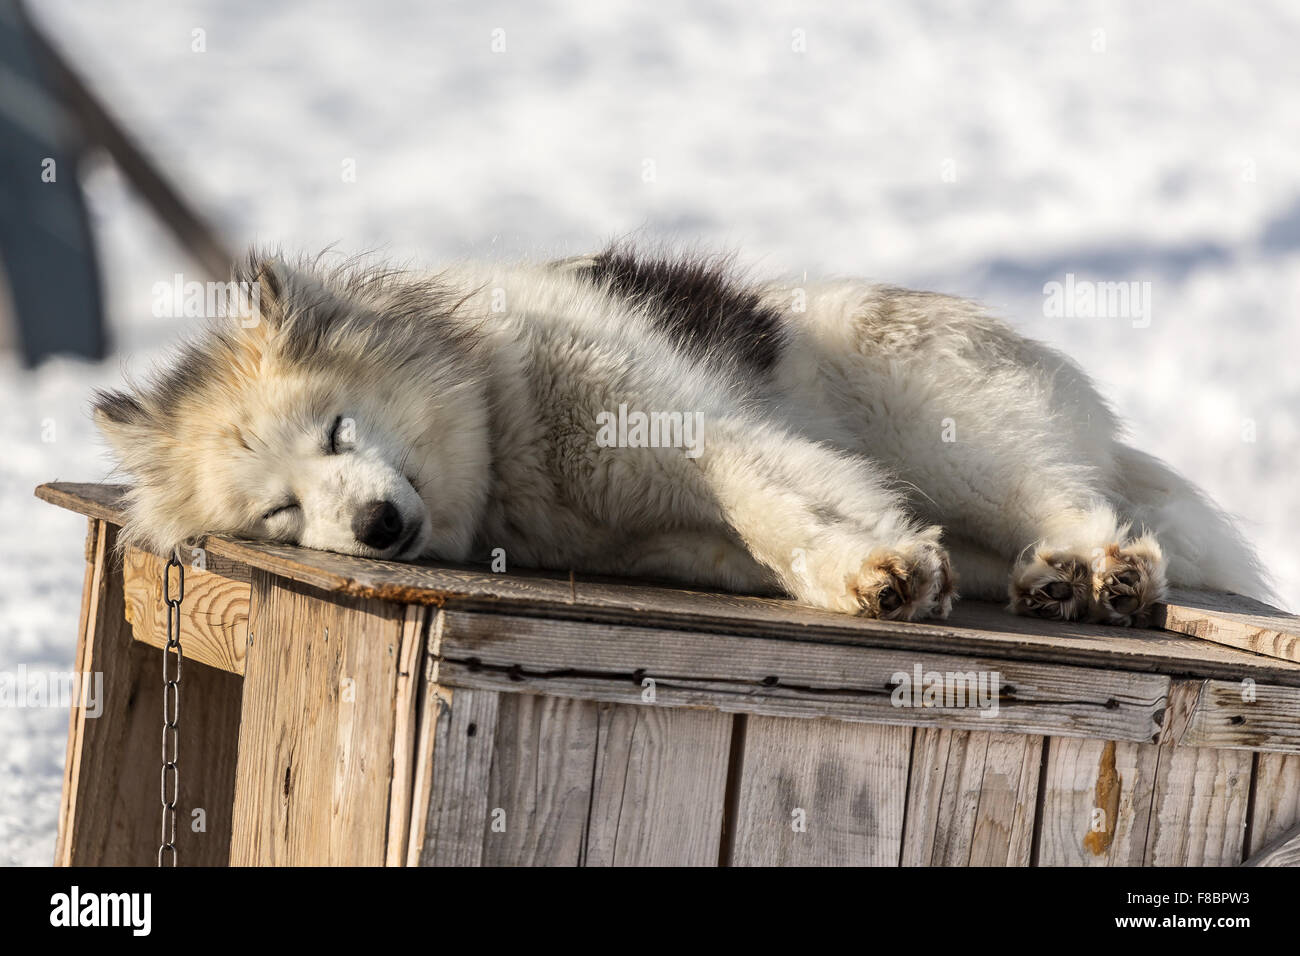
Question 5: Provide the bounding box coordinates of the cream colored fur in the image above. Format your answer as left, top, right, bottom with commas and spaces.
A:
92, 254, 1270, 625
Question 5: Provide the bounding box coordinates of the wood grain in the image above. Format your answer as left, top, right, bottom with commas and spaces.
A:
483, 697, 598, 868
405, 611, 448, 865
1245, 752, 1300, 858
35, 483, 1300, 688
584, 703, 732, 866
121, 545, 250, 675
435, 611, 1170, 743
57, 521, 242, 866
729, 718, 911, 865
1034, 737, 1161, 866
54, 518, 99, 866
1143, 745, 1252, 866
1243, 821, 1300, 867
482, 693, 600, 866
1159, 587, 1300, 663
385, 605, 429, 865
901, 729, 1042, 866
1180, 679, 1300, 754
229, 572, 408, 865
418, 687, 500, 866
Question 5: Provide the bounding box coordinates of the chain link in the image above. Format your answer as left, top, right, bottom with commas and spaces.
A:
159, 553, 184, 867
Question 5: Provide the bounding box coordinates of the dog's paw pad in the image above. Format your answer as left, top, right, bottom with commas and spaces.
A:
848, 541, 954, 621
1090, 541, 1166, 627
1009, 552, 1091, 621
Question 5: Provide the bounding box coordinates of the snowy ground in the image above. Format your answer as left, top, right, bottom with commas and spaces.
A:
2, 0, 1298, 864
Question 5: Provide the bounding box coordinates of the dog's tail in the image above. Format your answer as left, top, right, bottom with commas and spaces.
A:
1109, 443, 1274, 603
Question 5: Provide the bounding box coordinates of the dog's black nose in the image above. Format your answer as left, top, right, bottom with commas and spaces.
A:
352, 500, 404, 550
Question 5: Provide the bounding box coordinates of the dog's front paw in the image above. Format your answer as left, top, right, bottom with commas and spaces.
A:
843, 538, 956, 621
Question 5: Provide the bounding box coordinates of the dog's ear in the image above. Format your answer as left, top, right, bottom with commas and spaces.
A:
251, 257, 290, 328
92, 389, 154, 458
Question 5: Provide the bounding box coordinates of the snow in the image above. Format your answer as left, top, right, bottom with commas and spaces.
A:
3, 0, 1297, 864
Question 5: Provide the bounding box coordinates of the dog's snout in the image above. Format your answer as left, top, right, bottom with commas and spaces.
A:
352, 499, 404, 550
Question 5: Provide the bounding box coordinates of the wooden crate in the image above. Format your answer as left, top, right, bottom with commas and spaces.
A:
38, 482, 1300, 867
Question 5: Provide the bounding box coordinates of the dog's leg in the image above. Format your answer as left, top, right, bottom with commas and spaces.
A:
695, 418, 955, 620
614, 530, 779, 593
1007, 503, 1167, 627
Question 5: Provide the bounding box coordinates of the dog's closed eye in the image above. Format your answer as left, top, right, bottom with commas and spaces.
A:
262, 502, 300, 521
326, 415, 344, 455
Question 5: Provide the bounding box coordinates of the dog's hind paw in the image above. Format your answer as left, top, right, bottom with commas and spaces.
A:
1088, 537, 1166, 627
1009, 535, 1166, 627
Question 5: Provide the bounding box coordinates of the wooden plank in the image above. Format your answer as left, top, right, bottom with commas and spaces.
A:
584, 703, 732, 866
384, 605, 428, 865
730, 718, 911, 865
406, 612, 448, 865
1143, 746, 1252, 865
1245, 752, 1300, 857
1159, 587, 1300, 663
34, 484, 1300, 689
57, 521, 243, 866
121, 545, 250, 675
1243, 821, 1300, 867
229, 572, 408, 865
1035, 738, 1161, 866
481, 694, 599, 866
436, 611, 1169, 743
54, 518, 100, 866
36, 482, 131, 524
1180, 679, 1300, 754
901, 729, 1042, 866
418, 688, 500, 866
1035, 681, 1215, 867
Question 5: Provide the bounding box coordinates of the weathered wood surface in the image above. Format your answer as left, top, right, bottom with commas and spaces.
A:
1245, 753, 1300, 858
53, 519, 100, 866
39, 484, 1300, 869
121, 545, 250, 675
1143, 745, 1252, 866
1179, 679, 1300, 754
584, 703, 732, 866
901, 729, 1042, 866
1034, 682, 1257, 867
483, 694, 600, 866
229, 572, 410, 865
1035, 738, 1161, 866
1243, 821, 1300, 867
1160, 587, 1300, 663
57, 520, 242, 866
729, 718, 911, 865
418, 687, 499, 866
434, 611, 1170, 743
35, 482, 1300, 687
417, 684, 732, 866
385, 605, 429, 865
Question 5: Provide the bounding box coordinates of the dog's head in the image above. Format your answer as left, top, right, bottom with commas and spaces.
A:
94, 253, 490, 561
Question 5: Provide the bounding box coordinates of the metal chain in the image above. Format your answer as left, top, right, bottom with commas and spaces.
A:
159, 552, 184, 867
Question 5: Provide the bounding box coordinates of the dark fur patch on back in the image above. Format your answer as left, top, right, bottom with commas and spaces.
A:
583, 247, 787, 375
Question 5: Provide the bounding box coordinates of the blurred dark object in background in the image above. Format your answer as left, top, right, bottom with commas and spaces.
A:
0, 0, 231, 366
0, 0, 105, 366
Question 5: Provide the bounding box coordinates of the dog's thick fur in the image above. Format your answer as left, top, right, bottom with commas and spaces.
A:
93, 247, 1269, 624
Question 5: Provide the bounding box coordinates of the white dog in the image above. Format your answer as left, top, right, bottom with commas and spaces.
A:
93, 247, 1268, 624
